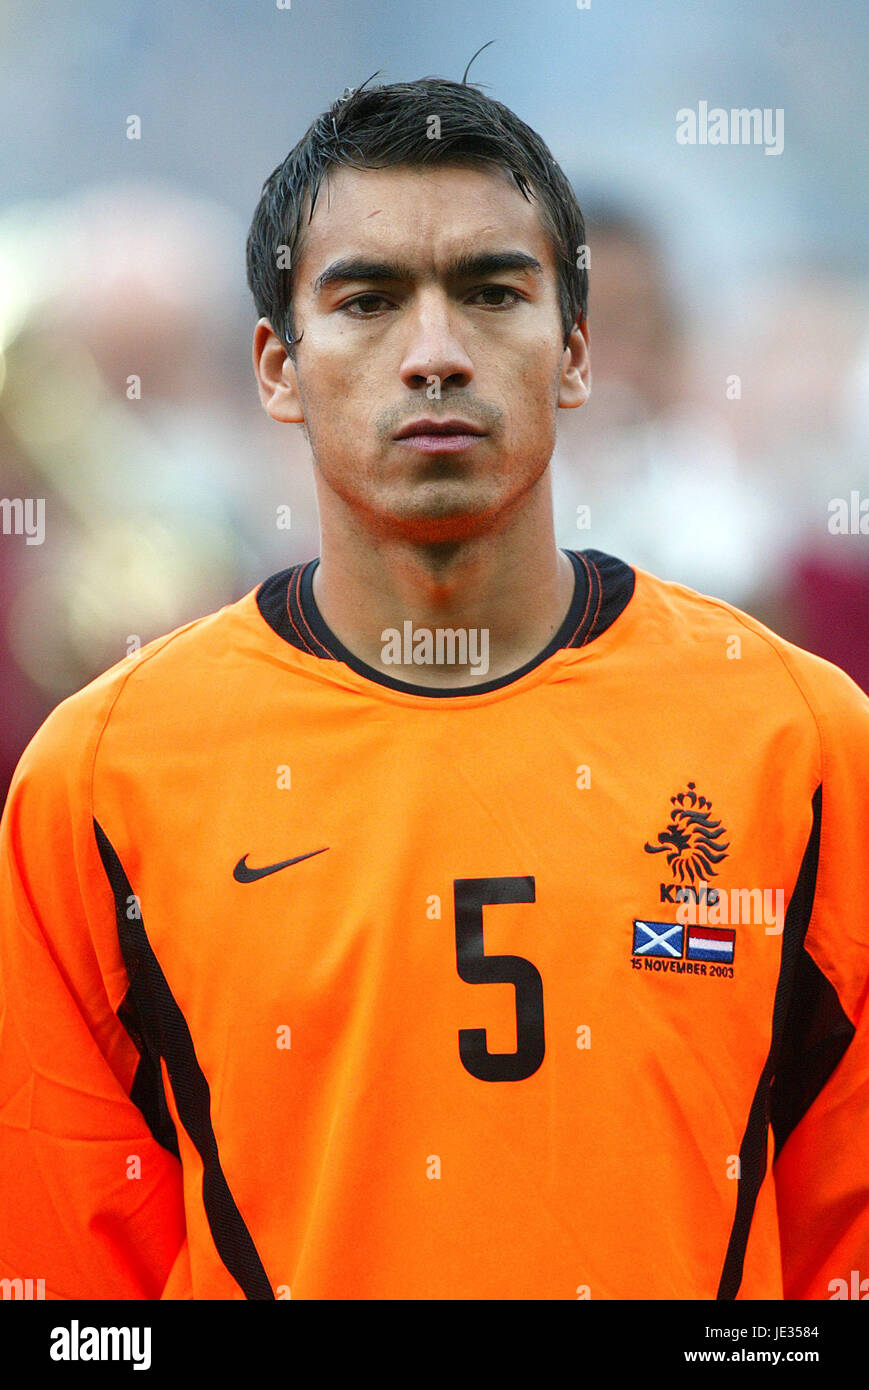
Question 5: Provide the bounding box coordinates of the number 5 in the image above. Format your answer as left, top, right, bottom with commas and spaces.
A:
454, 876, 544, 1082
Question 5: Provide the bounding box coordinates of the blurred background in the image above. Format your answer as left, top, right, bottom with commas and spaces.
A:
1, 0, 868, 801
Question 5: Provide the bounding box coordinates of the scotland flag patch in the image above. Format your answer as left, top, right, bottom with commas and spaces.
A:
632, 920, 684, 958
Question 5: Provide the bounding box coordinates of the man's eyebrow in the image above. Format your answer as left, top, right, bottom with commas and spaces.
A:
312, 250, 544, 294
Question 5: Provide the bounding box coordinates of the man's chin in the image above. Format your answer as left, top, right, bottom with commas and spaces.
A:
372, 510, 511, 546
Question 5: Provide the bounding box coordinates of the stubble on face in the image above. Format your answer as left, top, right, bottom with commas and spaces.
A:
288, 162, 572, 549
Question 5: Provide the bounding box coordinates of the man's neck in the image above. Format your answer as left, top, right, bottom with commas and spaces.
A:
311, 494, 575, 689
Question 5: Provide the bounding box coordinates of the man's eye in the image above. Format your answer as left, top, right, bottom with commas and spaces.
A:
470, 285, 522, 307
341, 286, 522, 316
342, 294, 392, 316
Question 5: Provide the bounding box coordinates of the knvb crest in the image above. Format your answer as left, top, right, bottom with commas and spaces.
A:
644, 781, 729, 884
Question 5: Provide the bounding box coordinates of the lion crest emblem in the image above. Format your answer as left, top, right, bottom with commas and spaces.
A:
644, 782, 730, 883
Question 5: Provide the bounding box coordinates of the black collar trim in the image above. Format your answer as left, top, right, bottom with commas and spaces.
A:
256, 549, 635, 697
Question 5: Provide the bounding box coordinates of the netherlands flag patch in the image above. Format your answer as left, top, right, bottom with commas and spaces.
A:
686, 926, 736, 963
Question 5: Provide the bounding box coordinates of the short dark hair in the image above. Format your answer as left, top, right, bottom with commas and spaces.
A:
245, 74, 588, 358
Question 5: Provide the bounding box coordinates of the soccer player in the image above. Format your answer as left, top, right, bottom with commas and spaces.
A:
1, 74, 867, 1302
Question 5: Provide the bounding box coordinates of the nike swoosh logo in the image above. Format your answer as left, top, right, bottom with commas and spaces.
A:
233, 847, 329, 882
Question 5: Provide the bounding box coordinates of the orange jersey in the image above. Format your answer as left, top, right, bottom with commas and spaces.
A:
1, 549, 868, 1300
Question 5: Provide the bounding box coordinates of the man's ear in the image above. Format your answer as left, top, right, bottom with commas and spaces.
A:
252, 318, 305, 423
557, 317, 591, 409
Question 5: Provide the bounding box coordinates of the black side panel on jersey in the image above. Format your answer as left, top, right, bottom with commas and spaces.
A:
94, 819, 275, 1301
115, 985, 180, 1160
716, 784, 824, 1300
770, 937, 855, 1158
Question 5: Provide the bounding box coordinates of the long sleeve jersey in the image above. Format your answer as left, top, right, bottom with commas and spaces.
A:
1, 548, 867, 1300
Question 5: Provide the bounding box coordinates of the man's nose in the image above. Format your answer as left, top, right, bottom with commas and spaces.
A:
397, 292, 475, 392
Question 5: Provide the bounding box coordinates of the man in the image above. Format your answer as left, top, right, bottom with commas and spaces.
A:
0, 75, 867, 1301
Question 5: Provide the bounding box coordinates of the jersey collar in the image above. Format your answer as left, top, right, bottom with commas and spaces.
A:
256, 548, 635, 697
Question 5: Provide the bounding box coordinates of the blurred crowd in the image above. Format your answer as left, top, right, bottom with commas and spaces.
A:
1, 180, 867, 802
551, 201, 869, 686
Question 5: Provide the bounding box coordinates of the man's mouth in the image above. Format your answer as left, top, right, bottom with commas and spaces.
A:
393, 418, 487, 452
